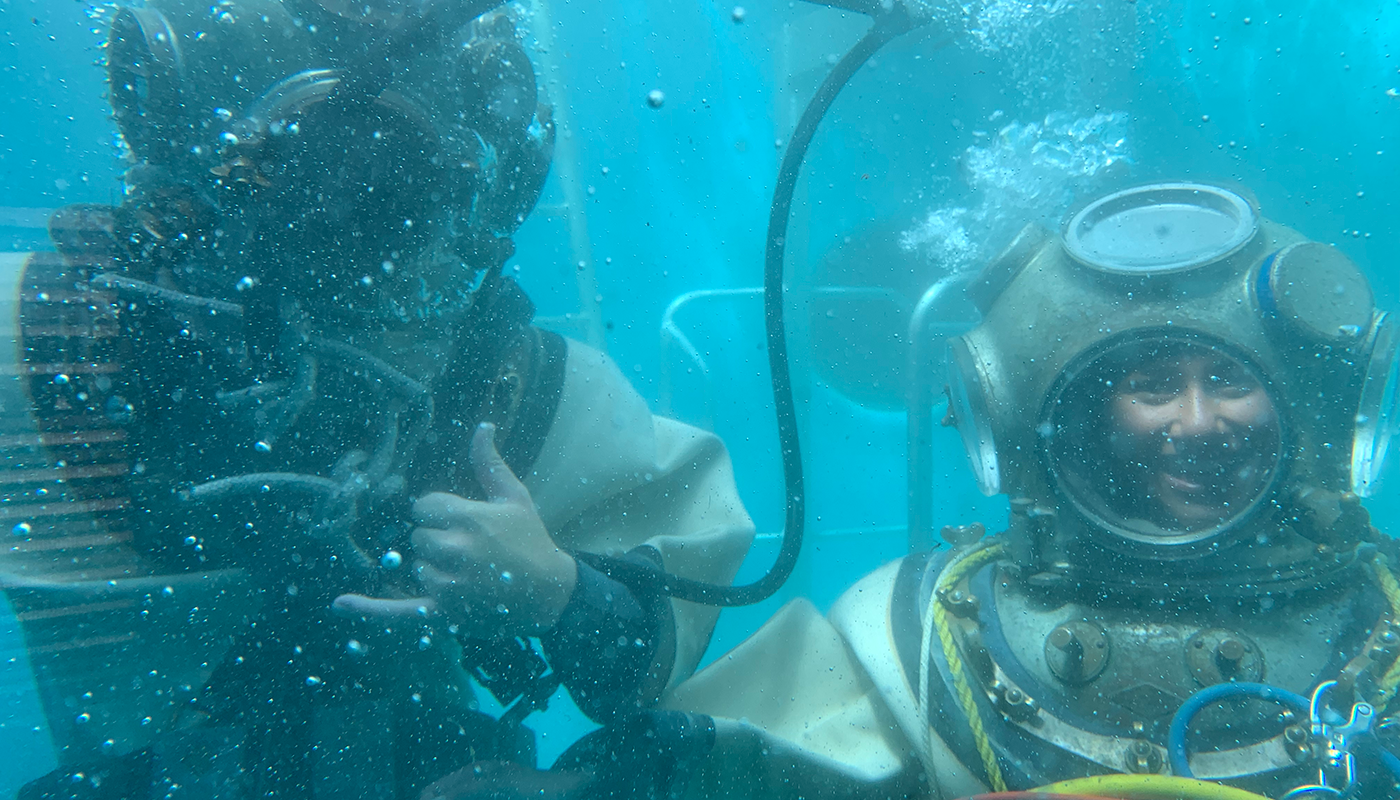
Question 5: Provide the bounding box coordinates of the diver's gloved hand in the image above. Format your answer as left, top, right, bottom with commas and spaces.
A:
333, 422, 579, 637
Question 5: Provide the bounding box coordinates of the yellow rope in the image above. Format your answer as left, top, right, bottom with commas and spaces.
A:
917, 567, 945, 798
928, 541, 1007, 793
1369, 553, 1400, 706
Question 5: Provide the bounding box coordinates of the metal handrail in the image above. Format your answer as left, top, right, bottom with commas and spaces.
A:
658, 277, 968, 555
658, 285, 904, 425
905, 276, 965, 552
658, 288, 763, 425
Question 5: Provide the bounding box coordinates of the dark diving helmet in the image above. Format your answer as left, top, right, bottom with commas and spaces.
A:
947, 183, 1398, 589
18, 0, 559, 603
103, 0, 550, 325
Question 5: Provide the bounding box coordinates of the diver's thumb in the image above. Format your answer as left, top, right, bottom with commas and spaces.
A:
470, 422, 529, 505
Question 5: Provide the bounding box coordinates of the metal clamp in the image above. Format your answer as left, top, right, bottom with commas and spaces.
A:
1281, 681, 1376, 798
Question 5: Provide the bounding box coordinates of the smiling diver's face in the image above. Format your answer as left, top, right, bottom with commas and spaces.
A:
1109, 352, 1279, 529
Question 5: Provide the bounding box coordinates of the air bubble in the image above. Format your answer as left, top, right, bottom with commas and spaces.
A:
419, 636, 432, 650
12, 522, 32, 537
646, 89, 665, 109
255, 441, 272, 453
381, 550, 403, 569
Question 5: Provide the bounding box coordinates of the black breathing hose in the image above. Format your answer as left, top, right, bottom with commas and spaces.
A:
337, 0, 926, 607
651, 7, 922, 607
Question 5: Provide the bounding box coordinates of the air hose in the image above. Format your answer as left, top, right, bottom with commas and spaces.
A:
645, 2, 927, 606
1166, 682, 1312, 779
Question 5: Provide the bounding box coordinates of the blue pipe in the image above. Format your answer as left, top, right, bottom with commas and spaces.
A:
1353, 734, 1400, 784
1167, 682, 1312, 778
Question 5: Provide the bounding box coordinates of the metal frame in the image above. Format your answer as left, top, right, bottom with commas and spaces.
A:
524, 0, 606, 350
905, 276, 965, 552
657, 278, 973, 555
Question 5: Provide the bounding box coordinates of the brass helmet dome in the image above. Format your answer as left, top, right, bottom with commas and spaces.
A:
947, 183, 1397, 588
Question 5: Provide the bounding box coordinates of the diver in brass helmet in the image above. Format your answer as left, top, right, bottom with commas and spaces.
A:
563, 183, 1400, 800
4, 2, 754, 798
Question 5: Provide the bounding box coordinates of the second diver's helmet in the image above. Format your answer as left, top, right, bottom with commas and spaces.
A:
947, 182, 1399, 593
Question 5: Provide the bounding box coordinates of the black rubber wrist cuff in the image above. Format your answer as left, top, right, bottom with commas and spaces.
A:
542, 558, 661, 719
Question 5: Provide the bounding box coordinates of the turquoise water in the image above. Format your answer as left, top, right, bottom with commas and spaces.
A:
2, 0, 1399, 796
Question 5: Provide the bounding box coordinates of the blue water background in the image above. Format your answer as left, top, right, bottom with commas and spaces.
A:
3, 0, 1400, 792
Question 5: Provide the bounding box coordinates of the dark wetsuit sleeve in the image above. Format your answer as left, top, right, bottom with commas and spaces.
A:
541, 553, 670, 721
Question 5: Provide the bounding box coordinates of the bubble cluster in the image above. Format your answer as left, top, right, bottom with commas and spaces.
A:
902, 111, 1131, 276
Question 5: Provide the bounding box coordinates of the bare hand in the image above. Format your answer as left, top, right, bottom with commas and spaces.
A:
333, 423, 578, 637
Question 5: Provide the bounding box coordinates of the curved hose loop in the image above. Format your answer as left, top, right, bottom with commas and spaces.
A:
1022, 775, 1273, 800
653, 5, 925, 607
181, 472, 344, 502
1166, 682, 1311, 779
180, 471, 380, 573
